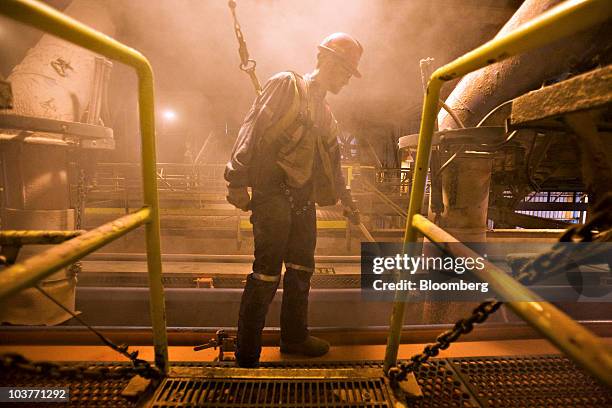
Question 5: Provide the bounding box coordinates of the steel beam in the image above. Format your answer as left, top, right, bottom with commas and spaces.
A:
510, 64, 612, 128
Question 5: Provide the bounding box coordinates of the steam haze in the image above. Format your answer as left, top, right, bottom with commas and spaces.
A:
2, 0, 520, 161
112, 0, 516, 124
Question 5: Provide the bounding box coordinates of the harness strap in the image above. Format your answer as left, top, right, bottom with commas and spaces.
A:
263, 72, 305, 147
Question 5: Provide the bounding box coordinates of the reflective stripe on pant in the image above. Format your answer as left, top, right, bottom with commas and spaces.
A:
236, 192, 316, 365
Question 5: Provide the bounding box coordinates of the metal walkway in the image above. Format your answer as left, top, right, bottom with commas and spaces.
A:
2, 356, 610, 407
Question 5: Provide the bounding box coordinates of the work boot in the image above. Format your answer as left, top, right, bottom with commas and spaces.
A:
280, 335, 330, 357
235, 274, 279, 368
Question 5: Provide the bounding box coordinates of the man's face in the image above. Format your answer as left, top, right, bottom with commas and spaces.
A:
326, 62, 353, 95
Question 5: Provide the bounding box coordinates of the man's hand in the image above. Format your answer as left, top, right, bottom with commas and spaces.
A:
340, 187, 360, 225
343, 206, 361, 225
227, 185, 250, 211
340, 188, 360, 225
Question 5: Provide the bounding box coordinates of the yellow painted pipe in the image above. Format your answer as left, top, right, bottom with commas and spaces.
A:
0, 230, 85, 245
0, 208, 150, 301
384, 0, 612, 373
0, 0, 168, 372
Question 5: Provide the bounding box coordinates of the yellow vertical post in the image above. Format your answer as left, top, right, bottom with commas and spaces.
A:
0, 0, 168, 372
136, 63, 169, 374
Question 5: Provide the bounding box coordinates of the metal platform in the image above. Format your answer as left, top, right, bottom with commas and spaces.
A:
1, 356, 610, 407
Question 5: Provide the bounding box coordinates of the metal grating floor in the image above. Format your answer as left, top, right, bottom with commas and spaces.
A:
0, 362, 137, 407
151, 377, 392, 407
449, 355, 612, 408
411, 359, 479, 408
1, 356, 610, 407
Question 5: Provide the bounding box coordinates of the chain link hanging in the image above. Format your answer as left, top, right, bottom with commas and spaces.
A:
388, 300, 502, 383
68, 164, 87, 277
1, 352, 156, 380
34, 285, 161, 379
1, 286, 161, 381
228, 0, 262, 95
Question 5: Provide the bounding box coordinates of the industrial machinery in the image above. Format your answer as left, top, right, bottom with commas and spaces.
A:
0, 0, 611, 407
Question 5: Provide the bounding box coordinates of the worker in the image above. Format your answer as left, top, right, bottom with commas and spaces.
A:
224, 33, 363, 368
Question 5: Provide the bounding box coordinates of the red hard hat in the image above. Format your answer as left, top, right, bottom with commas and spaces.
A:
318, 32, 363, 78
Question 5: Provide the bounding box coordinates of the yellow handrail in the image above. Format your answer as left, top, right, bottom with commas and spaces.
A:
412, 214, 612, 386
0, 0, 168, 372
0, 208, 151, 300
384, 0, 612, 382
0, 230, 85, 245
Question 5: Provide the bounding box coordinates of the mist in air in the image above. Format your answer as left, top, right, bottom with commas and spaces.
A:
1, 0, 517, 162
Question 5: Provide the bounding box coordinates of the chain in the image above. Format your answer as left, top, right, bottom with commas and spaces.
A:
515, 192, 612, 285
559, 192, 612, 243
228, 0, 262, 94
1, 286, 162, 380
68, 165, 87, 277
387, 194, 612, 384
387, 300, 502, 383
75, 167, 86, 230
1, 352, 154, 380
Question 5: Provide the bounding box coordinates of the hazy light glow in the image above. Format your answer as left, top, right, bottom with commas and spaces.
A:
163, 109, 177, 121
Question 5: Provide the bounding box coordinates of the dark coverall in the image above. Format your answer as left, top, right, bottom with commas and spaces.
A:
224, 71, 352, 365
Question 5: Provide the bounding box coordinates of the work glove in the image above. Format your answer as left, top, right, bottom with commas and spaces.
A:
226, 185, 250, 211
340, 188, 361, 225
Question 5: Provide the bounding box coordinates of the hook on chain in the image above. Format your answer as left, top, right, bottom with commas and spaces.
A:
240, 59, 257, 73
227, 0, 262, 94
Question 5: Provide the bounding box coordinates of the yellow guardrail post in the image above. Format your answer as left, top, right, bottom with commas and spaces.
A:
1, 0, 168, 372
384, 0, 612, 375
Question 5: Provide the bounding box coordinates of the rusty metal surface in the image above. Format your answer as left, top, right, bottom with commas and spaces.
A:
510, 65, 612, 128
